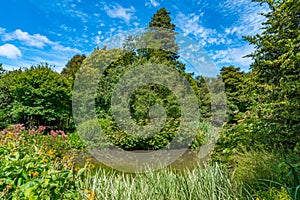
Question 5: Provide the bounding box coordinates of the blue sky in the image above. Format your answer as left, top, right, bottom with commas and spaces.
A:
0, 0, 268, 72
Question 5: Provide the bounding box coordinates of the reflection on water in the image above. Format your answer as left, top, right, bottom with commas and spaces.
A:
75, 149, 208, 173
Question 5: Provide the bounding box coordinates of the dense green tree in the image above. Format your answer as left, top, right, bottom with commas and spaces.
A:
195, 76, 211, 119
0, 69, 22, 128
0, 64, 6, 74
61, 54, 86, 83
149, 8, 175, 31
147, 7, 178, 54
124, 8, 184, 71
213, 0, 300, 163
84, 8, 204, 150
243, 0, 300, 150
9, 65, 72, 129
220, 66, 245, 123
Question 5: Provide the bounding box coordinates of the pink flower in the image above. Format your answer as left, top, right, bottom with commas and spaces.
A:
13, 132, 19, 136
61, 132, 67, 140
20, 124, 25, 131
12, 124, 26, 133
37, 126, 46, 134
50, 130, 58, 137
38, 126, 46, 131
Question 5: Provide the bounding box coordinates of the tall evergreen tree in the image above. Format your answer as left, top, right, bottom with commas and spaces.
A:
147, 8, 179, 54
149, 8, 175, 30
213, 0, 299, 163
243, 0, 300, 150
0, 64, 5, 74
141, 8, 183, 70
220, 66, 246, 123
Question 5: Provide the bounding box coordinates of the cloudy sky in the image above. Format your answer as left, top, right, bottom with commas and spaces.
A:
0, 0, 268, 72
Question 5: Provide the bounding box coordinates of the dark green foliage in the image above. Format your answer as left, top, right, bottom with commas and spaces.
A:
0, 63, 6, 74
94, 50, 203, 150
242, 0, 300, 150
85, 8, 205, 150
0, 65, 72, 129
214, 0, 300, 160
61, 54, 86, 83
212, 1, 300, 198
0, 69, 22, 129
220, 66, 246, 123
149, 8, 175, 31
195, 76, 211, 119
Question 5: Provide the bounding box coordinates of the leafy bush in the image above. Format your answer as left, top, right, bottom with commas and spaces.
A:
225, 147, 299, 199
0, 65, 72, 130
255, 187, 292, 200
77, 118, 208, 151
66, 131, 86, 150
0, 124, 88, 199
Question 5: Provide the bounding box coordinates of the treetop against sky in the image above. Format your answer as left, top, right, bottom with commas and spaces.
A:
0, 0, 268, 72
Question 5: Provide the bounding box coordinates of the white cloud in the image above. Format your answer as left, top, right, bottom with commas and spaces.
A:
220, 0, 268, 37
104, 4, 135, 23
0, 27, 5, 34
0, 28, 83, 71
52, 44, 81, 53
93, 36, 101, 45
3, 29, 52, 48
2, 29, 80, 53
133, 22, 140, 27
66, 9, 88, 23
60, 24, 76, 32
175, 13, 229, 46
0, 44, 22, 59
145, 0, 160, 7
223, 14, 266, 37
211, 45, 254, 68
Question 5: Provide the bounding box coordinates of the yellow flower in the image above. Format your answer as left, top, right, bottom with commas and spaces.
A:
6, 132, 13, 139
255, 198, 260, 200
29, 171, 39, 177
86, 158, 92, 163
41, 158, 49, 163
47, 149, 56, 156
88, 194, 95, 200
67, 162, 73, 168
33, 172, 39, 177
88, 164, 95, 169
62, 154, 69, 160
74, 167, 81, 172
10, 148, 16, 153
6, 184, 13, 190
85, 189, 96, 199
85, 189, 92, 194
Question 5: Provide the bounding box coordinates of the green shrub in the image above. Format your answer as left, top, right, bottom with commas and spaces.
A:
228, 148, 300, 199
256, 187, 292, 200
77, 118, 208, 151
66, 131, 86, 150
0, 125, 85, 199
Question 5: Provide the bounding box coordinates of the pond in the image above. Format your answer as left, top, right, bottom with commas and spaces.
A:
74, 149, 208, 173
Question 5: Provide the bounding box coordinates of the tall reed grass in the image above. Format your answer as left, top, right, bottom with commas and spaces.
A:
78, 163, 249, 200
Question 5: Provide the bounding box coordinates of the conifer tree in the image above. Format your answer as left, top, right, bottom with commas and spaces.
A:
244, 0, 300, 149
